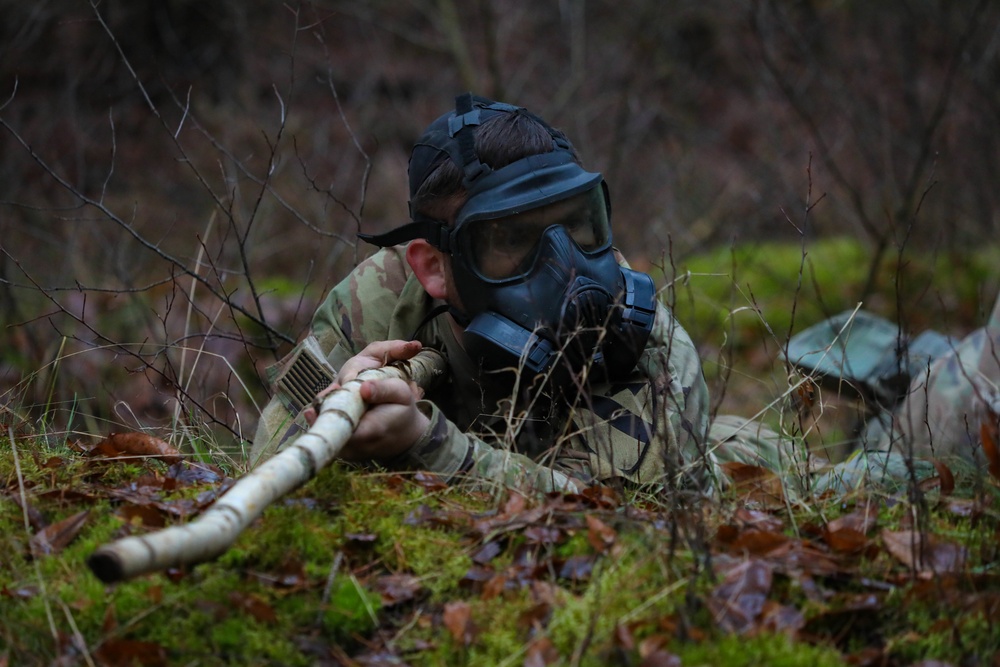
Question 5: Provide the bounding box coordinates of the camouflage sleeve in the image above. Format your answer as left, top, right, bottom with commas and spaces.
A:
250, 248, 420, 465
396, 400, 586, 494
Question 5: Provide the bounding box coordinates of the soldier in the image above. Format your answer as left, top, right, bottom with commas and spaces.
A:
250, 93, 721, 493
805, 293, 1000, 492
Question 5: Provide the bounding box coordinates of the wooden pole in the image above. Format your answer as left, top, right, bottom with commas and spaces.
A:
88, 349, 447, 584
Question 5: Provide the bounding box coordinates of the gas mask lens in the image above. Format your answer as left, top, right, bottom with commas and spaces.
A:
465, 186, 610, 281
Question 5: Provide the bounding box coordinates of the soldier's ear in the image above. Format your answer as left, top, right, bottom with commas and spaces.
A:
406, 239, 449, 300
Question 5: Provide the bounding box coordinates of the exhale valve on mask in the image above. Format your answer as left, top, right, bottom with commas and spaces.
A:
359, 93, 656, 381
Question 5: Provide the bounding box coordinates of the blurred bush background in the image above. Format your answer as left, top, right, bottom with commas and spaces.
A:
1, 0, 998, 448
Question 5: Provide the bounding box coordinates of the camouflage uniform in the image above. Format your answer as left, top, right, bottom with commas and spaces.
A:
812, 291, 1000, 492
251, 246, 716, 493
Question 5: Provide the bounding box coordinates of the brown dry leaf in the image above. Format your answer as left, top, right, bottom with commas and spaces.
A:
708, 559, 774, 634
501, 491, 528, 518
721, 462, 785, 507
411, 470, 448, 491
29, 510, 89, 557
92, 432, 181, 464
827, 505, 878, 535
881, 529, 968, 575
228, 591, 278, 624
523, 637, 560, 667
981, 413, 1000, 481
102, 603, 117, 634
579, 485, 621, 509
927, 460, 956, 496
727, 529, 789, 556
759, 599, 805, 634
734, 507, 785, 533
639, 650, 682, 667
523, 525, 562, 545
118, 504, 167, 529
585, 515, 617, 553
614, 622, 636, 650
471, 540, 503, 565
374, 573, 423, 606
442, 601, 477, 646
823, 526, 870, 554
518, 601, 552, 631
481, 574, 507, 600
93, 639, 168, 667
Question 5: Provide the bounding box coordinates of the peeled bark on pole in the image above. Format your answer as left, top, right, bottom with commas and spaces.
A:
88, 349, 447, 584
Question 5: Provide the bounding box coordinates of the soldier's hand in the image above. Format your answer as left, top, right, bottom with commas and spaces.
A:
338, 339, 423, 384
302, 339, 429, 461
341, 378, 428, 461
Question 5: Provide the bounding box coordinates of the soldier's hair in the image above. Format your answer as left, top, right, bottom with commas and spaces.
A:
411, 111, 582, 224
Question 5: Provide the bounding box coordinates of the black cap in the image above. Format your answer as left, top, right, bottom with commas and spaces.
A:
361, 93, 602, 249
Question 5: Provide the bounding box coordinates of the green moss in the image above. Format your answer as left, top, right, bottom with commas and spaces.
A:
667, 237, 1000, 355
672, 632, 846, 666
3, 417, 1000, 665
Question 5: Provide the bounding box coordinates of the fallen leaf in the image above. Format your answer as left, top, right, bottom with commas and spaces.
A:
881, 529, 967, 575
523, 637, 559, 667
614, 622, 636, 650
443, 601, 476, 646
93, 639, 168, 667
558, 555, 595, 581
585, 515, 617, 553
102, 602, 117, 633
734, 507, 785, 533
523, 525, 562, 545
823, 526, 869, 554
482, 574, 507, 600
981, 413, 1000, 481
579, 485, 621, 508
118, 504, 167, 528
471, 540, 503, 564
518, 602, 552, 630
229, 591, 278, 624
827, 505, 878, 535
412, 470, 448, 491
637, 634, 667, 656
639, 650, 682, 667
721, 462, 785, 507
759, 599, 805, 634
374, 574, 423, 606
727, 529, 789, 556
30, 510, 89, 557
926, 460, 956, 495
501, 492, 528, 518
459, 565, 495, 591
167, 461, 223, 485
92, 432, 181, 464
708, 559, 774, 634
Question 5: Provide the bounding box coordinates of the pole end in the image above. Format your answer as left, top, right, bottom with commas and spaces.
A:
87, 549, 125, 584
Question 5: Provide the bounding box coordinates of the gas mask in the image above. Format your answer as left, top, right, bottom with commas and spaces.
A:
360, 94, 656, 382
